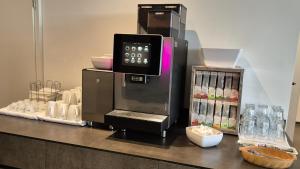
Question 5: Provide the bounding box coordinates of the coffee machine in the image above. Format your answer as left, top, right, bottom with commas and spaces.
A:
105, 4, 188, 137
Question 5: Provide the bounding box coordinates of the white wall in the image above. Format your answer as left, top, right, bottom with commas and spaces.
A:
43, 0, 300, 119
297, 99, 300, 122
296, 36, 300, 123
0, 0, 36, 107
286, 35, 300, 140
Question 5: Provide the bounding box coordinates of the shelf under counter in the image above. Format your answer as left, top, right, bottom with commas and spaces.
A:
0, 115, 299, 169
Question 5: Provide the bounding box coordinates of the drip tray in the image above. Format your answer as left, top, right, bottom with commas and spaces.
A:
108, 129, 177, 147
105, 110, 169, 134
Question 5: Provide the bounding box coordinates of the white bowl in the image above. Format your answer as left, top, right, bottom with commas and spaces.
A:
91, 56, 113, 70
186, 125, 223, 148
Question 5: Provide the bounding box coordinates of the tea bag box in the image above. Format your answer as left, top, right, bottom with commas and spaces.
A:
189, 66, 244, 135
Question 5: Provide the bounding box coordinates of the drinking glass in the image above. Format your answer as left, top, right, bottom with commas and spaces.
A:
271, 106, 284, 142
255, 105, 269, 140
241, 104, 256, 139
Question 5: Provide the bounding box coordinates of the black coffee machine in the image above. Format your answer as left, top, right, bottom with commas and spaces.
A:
105, 4, 188, 137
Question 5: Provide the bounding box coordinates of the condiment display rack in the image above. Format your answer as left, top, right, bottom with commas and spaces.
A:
189, 66, 244, 135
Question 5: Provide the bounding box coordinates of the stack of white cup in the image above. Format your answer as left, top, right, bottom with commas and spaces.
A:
7, 99, 47, 113
46, 87, 82, 122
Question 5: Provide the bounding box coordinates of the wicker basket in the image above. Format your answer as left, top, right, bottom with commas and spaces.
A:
240, 146, 296, 169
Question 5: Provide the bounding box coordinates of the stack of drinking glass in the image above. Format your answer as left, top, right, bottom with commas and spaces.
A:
239, 104, 285, 145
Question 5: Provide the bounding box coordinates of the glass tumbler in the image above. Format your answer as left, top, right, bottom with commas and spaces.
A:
256, 105, 269, 140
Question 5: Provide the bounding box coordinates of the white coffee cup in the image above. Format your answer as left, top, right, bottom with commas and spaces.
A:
57, 102, 69, 120
67, 105, 81, 122
7, 102, 16, 111
78, 103, 82, 112
75, 86, 82, 91
29, 104, 37, 113
31, 100, 39, 112
24, 102, 32, 113
71, 89, 81, 103
62, 91, 71, 104
47, 101, 58, 118
38, 101, 47, 112
16, 101, 26, 113
7, 102, 17, 111
69, 92, 78, 105
24, 99, 30, 104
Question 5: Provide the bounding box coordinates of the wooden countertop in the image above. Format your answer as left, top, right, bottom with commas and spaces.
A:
0, 115, 298, 169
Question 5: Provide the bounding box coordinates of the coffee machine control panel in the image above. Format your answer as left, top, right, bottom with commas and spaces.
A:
122, 42, 151, 67
113, 34, 163, 76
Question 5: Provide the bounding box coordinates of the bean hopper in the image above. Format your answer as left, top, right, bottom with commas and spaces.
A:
105, 4, 188, 137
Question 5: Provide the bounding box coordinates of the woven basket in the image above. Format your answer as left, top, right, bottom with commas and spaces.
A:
239, 146, 296, 169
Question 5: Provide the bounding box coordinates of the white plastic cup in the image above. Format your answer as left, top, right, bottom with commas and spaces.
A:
69, 92, 78, 105
47, 101, 58, 118
57, 102, 69, 120
62, 91, 71, 104
67, 105, 81, 122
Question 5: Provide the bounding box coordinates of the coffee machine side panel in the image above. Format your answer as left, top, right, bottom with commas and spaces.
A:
114, 38, 174, 116
82, 69, 114, 123
169, 39, 188, 125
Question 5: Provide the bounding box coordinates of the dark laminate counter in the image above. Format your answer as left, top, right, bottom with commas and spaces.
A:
0, 115, 299, 169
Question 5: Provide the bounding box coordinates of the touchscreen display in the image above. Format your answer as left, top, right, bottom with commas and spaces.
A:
113, 34, 162, 75
122, 42, 151, 67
